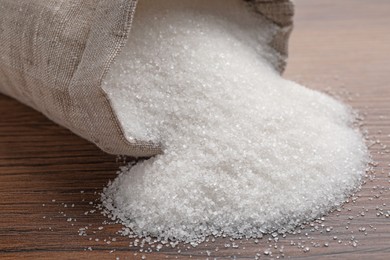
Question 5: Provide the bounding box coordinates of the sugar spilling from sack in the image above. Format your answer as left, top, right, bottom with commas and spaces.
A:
101, 0, 369, 245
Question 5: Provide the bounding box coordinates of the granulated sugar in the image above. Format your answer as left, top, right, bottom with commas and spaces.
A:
101, 0, 369, 245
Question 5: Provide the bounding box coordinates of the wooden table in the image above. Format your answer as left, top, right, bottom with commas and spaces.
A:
1, 0, 389, 259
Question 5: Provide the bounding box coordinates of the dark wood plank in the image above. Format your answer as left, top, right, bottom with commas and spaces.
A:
0, 0, 389, 259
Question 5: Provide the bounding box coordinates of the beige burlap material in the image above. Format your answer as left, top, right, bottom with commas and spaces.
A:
0, 0, 294, 157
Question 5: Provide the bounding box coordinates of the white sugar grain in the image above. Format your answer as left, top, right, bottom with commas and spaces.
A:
101, 0, 369, 244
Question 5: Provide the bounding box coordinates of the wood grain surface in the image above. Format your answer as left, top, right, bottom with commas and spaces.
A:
1, 0, 389, 259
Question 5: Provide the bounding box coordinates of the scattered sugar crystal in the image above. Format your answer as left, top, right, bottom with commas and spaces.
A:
101, 0, 369, 244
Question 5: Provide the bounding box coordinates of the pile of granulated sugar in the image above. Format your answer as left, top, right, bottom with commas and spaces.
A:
101, 0, 369, 245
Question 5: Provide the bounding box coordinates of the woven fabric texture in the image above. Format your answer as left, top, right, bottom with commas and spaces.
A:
0, 0, 294, 156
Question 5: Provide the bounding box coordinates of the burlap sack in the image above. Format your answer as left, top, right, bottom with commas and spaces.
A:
0, 0, 294, 157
